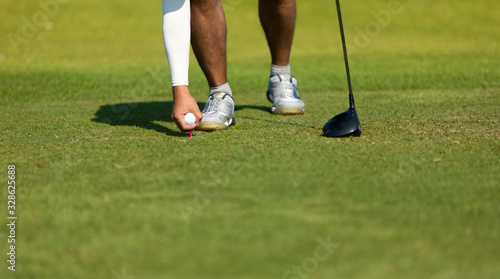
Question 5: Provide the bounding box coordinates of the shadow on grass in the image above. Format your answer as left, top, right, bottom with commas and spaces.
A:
91, 101, 271, 137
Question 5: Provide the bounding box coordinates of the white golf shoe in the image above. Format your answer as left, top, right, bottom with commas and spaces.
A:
266, 74, 305, 115
197, 92, 235, 131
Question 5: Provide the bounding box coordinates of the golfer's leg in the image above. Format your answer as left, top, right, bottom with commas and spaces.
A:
190, 0, 234, 130
190, 0, 227, 87
259, 0, 296, 66
259, 0, 304, 115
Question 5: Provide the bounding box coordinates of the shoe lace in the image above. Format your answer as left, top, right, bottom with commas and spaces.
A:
282, 79, 293, 97
206, 96, 222, 113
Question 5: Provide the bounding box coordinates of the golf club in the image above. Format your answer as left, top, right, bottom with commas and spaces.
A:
322, 0, 362, 137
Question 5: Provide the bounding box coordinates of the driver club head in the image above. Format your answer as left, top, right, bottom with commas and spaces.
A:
322, 106, 362, 137
323, 0, 362, 138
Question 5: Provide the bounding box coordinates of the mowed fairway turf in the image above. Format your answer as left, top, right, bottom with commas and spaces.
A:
1, 0, 499, 278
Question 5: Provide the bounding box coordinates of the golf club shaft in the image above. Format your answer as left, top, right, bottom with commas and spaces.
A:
335, 0, 355, 108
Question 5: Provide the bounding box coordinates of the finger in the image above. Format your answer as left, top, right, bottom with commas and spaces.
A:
184, 123, 197, 131
175, 123, 194, 133
193, 110, 203, 124
174, 116, 197, 132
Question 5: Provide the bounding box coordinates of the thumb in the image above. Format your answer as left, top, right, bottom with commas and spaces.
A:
193, 109, 203, 123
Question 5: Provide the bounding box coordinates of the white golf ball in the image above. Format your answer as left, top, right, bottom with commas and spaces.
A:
184, 112, 196, 125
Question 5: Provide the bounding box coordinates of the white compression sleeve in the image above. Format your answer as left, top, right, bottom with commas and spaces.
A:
162, 0, 190, 87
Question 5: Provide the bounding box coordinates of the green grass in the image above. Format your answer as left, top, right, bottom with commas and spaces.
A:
1, 0, 499, 278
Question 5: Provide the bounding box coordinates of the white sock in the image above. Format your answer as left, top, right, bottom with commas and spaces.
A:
209, 83, 232, 96
162, 0, 190, 87
270, 64, 291, 76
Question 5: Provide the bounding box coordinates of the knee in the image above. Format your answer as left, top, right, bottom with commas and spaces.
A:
191, 0, 220, 9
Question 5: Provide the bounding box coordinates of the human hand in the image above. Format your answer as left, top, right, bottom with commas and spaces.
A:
171, 86, 203, 132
